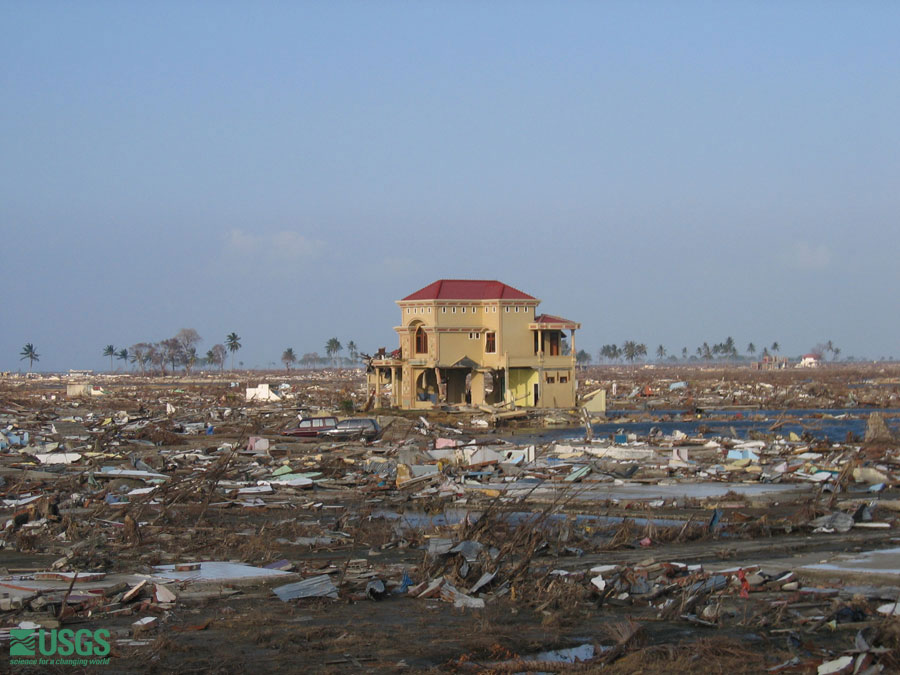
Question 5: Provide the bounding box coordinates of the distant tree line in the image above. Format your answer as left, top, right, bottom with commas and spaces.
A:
100, 329, 231, 375
282, 338, 362, 371
590, 338, 844, 364
98, 332, 366, 375
19, 332, 849, 374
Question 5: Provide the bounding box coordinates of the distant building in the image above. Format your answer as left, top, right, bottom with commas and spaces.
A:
753, 355, 789, 371
367, 279, 580, 409
798, 354, 821, 368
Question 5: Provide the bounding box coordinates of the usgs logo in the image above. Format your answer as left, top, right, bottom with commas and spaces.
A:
10, 628, 111, 658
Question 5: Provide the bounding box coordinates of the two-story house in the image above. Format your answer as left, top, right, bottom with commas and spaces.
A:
367, 279, 580, 410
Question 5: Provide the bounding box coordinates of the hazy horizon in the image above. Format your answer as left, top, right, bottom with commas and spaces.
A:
3, 2, 898, 372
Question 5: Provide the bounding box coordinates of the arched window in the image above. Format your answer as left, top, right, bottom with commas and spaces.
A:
415, 326, 428, 354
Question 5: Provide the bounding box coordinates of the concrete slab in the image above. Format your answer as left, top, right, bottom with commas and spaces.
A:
152, 561, 294, 584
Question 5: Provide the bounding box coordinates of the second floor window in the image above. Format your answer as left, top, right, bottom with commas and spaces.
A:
415, 327, 428, 354
485, 332, 496, 353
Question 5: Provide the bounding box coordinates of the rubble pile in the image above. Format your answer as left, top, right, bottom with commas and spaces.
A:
1, 368, 900, 672
581, 362, 900, 412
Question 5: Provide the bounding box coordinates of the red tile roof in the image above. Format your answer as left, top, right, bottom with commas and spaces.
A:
402, 279, 536, 301
534, 314, 575, 324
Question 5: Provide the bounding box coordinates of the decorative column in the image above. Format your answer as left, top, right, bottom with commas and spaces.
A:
374, 368, 382, 409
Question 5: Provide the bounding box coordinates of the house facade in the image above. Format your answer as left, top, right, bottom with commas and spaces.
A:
367, 280, 580, 410
798, 354, 821, 368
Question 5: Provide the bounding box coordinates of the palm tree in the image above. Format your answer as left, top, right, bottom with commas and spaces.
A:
103, 345, 116, 371
282, 347, 297, 371
747, 343, 756, 358
723, 336, 736, 360
347, 340, 358, 364
226, 333, 241, 370
130, 343, 150, 376
600, 344, 621, 363
771, 342, 780, 354
117, 348, 129, 371
325, 338, 342, 367
656, 345, 666, 361
20, 343, 39, 372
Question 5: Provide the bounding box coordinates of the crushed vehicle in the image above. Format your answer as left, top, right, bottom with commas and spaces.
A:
317, 417, 381, 441
281, 415, 338, 437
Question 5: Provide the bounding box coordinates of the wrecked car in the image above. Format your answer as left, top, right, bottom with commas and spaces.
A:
317, 417, 381, 441
281, 416, 338, 437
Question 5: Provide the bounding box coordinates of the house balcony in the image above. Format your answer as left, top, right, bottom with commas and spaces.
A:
506, 354, 575, 369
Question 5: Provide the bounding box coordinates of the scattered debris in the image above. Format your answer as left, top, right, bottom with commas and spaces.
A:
1, 365, 900, 671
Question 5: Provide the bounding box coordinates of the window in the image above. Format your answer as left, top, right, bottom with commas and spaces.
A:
428, 308, 432, 313
415, 327, 428, 354
546, 375, 555, 384
493, 307, 497, 313
534, 332, 540, 354
515, 307, 519, 312
469, 332, 478, 340
406, 308, 411, 314
452, 307, 456, 313
442, 307, 446, 313
472, 307, 477, 314
560, 375, 568, 383
505, 307, 510, 313
485, 332, 496, 353
461, 307, 466, 313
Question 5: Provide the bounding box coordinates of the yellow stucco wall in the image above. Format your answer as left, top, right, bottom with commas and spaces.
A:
508, 368, 539, 406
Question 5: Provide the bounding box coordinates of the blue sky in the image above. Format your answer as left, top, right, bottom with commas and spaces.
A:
2, 2, 899, 371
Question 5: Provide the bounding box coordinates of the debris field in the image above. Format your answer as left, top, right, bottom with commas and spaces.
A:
2, 364, 900, 673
